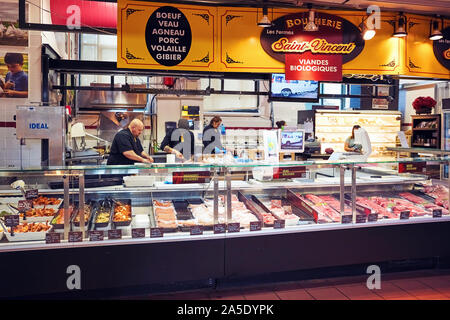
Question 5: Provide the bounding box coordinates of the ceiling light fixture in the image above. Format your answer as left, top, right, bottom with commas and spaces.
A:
429, 17, 443, 41
304, 3, 318, 32
393, 12, 407, 37
257, 6, 272, 28
360, 11, 376, 40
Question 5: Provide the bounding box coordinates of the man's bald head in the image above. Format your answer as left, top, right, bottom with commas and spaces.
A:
129, 118, 144, 137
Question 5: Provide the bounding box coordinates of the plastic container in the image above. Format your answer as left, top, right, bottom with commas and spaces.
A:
112, 199, 132, 227
94, 201, 113, 229
123, 175, 155, 187
72, 202, 96, 230
1, 221, 51, 242
51, 206, 77, 230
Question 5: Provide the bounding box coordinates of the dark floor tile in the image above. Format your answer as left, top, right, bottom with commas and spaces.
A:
209, 289, 246, 300
243, 290, 280, 300
305, 286, 349, 300
371, 281, 417, 300
274, 288, 315, 300
390, 279, 446, 300
416, 276, 450, 292
335, 284, 384, 300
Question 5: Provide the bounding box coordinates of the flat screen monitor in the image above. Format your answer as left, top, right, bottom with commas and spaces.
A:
269, 73, 320, 102
188, 119, 195, 130
278, 129, 305, 153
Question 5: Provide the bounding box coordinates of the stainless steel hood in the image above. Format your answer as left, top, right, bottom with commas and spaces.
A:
76, 83, 148, 112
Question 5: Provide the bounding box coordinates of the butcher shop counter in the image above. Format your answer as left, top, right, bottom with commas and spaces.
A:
0, 158, 450, 298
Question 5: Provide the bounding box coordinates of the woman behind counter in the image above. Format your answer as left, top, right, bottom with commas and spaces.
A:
202, 116, 224, 154
344, 125, 363, 153
160, 118, 195, 160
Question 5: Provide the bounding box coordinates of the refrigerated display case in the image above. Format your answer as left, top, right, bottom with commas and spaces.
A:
0, 157, 450, 298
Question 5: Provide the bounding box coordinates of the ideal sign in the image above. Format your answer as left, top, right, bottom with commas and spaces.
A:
29, 123, 49, 130
260, 12, 364, 82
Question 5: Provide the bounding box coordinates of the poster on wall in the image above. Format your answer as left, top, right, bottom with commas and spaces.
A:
0, 52, 28, 98
0, 2, 28, 46
260, 12, 364, 82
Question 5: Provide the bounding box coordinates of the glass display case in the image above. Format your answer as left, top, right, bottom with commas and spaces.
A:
1, 157, 450, 297
0, 157, 448, 247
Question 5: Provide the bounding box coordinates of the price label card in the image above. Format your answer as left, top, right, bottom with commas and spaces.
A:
108, 229, 122, 240
132, 228, 145, 238
150, 228, 163, 238
45, 232, 61, 244
368, 213, 378, 222
4, 215, 19, 227
25, 189, 39, 200
356, 214, 367, 224
68, 231, 83, 242
274, 219, 285, 229
250, 221, 262, 231
213, 224, 226, 234
89, 230, 104, 241
433, 209, 442, 218
227, 223, 240, 233
190, 225, 203, 236
17, 200, 33, 212
400, 211, 410, 220
341, 215, 352, 224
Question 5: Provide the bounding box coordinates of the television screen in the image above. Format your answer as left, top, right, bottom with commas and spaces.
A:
279, 129, 305, 153
269, 73, 319, 102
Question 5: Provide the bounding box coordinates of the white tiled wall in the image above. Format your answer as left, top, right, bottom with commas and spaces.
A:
0, 2, 43, 168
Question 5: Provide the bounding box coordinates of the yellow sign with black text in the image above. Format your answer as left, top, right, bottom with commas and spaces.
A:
117, 1, 449, 79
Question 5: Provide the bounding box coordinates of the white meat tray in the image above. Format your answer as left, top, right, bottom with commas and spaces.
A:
1, 221, 51, 242
123, 175, 155, 187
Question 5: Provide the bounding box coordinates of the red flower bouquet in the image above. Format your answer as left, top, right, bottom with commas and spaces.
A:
412, 96, 437, 114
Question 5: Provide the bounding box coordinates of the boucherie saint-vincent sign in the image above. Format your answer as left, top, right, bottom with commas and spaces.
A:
260, 12, 364, 81
433, 27, 450, 70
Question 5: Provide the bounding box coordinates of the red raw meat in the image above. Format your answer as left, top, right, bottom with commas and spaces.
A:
356, 197, 397, 219
271, 200, 282, 208
399, 192, 427, 205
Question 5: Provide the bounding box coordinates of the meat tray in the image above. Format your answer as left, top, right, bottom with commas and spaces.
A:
286, 190, 331, 224
112, 199, 132, 227
32, 196, 63, 211
172, 200, 198, 232
1, 220, 52, 242
50, 206, 78, 230
357, 191, 437, 218
240, 194, 277, 227
71, 201, 96, 230
20, 207, 57, 223
93, 200, 114, 229
237, 192, 265, 225
152, 200, 178, 233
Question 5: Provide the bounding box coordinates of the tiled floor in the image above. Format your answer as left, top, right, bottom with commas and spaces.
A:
131, 269, 450, 300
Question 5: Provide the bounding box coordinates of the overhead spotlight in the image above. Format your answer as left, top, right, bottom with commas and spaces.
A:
360, 12, 376, 40
257, 6, 272, 27
429, 17, 443, 41
304, 3, 318, 32
393, 12, 407, 37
